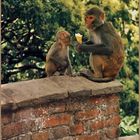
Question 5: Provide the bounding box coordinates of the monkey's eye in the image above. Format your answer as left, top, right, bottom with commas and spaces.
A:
89, 16, 93, 19
85, 15, 95, 20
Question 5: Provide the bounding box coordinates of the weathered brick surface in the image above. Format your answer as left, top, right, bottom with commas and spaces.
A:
77, 133, 101, 140
91, 119, 104, 131
65, 100, 83, 112
1, 77, 122, 140
105, 127, 120, 139
2, 93, 121, 140
32, 131, 48, 140
14, 108, 35, 121
70, 123, 84, 135
34, 106, 48, 117
2, 94, 121, 140
49, 126, 69, 139
48, 102, 65, 114
2, 122, 26, 139
75, 108, 100, 121
1, 112, 13, 125
43, 113, 71, 128
89, 96, 106, 106
2, 120, 36, 139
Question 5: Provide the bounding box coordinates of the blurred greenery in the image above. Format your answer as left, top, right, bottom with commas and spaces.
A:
120, 109, 139, 136
1, 0, 139, 136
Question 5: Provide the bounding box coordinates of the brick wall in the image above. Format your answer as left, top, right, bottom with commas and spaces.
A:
1, 76, 123, 140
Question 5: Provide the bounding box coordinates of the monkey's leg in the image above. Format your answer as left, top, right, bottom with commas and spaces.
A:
45, 62, 57, 77
90, 56, 115, 82
92, 65, 103, 78
65, 64, 73, 76
89, 55, 103, 78
79, 65, 103, 78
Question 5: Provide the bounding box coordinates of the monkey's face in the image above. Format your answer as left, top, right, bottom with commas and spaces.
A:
58, 31, 70, 46
85, 15, 95, 29
63, 36, 71, 46
85, 14, 104, 30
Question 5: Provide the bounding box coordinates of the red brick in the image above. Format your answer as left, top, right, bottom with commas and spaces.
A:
24, 119, 36, 131
111, 115, 121, 126
49, 103, 65, 114
14, 108, 35, 121
34, 107, 48, 117
2, 120, 36, 139
19, 134, 31, 140
2, 122, 25, 139
51, 126, 69, 139
101, 105, 119, 117
70, 123, 84, 135
91, 120, 104, 131
107, 105, 119, 115
1, 113, 13, 125
89, 96, 106, 106
105, 127, 120, 138
103, 115, 120, 128
32, 131, 48, 140
43, 113, 71, 128
65, 102, 82, 112
107, 94, 119, 104
75, 109, 100, 121
104, 118, 111, 127
77, 133, 100, 140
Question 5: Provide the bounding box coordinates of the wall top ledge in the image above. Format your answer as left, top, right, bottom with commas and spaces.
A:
1, 76, 123, 111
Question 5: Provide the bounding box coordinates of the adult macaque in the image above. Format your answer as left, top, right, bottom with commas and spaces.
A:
45, 30, 72, 76
76, 6, 124, 82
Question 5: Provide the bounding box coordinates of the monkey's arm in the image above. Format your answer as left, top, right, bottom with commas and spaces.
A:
77, 43, 113, 55
65, 49, 72, 75
65, 58, 72, 75
84, 40, 94, 45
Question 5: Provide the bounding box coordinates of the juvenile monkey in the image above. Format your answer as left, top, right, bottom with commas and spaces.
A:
45, 30, 72, 76
77, 6, 124, 82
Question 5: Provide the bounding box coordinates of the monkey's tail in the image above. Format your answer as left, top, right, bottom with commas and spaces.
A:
86, 76, 114, 82
79, 69, 114, 82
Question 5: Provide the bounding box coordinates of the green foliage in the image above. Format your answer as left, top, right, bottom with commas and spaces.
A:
2, 0, 138, 136
1, 0, 81, 83
120, 109, 139, 136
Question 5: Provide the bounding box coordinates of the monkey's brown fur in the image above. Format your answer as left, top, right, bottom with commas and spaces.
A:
45, 31, 72, 77
90, 22, 124, 79
78, 6, 124, 82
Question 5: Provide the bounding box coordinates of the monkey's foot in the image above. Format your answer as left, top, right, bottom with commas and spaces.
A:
79, 68, 93, 80
54, 72, 61, 76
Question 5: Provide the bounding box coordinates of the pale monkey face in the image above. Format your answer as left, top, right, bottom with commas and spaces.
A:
57, 31, 71, 46
85, 15, 95, 29
61, 33, 70, 46
63, 36, 70, 46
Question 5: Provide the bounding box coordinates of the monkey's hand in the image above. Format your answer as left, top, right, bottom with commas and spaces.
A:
76, 41, 94, 52
76, 43, 82, 52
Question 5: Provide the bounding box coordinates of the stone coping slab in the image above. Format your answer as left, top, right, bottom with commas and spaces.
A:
1, 76, 123, 111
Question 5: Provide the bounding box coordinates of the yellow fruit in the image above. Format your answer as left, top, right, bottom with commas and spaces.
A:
75, 33, 83, 44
